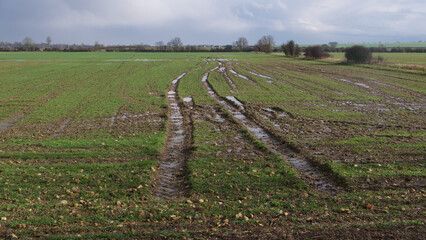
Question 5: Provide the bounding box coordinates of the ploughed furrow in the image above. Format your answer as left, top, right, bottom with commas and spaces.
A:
202, 63, 341, 194
153, 73, 192, 199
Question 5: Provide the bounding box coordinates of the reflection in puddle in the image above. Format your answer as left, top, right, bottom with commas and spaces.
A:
229, 68, 249, 80
154, 72, 190, 199
183, 97, 192, 103
226, 96, 244, 110
248, 71, 274, 80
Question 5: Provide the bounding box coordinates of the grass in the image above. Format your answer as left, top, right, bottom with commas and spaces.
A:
330, 52, 426, 65
0, 52, 425, 238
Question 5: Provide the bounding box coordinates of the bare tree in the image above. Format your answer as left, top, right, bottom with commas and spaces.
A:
22, 37, 34, 51
155, 41, 166, 51
234, 37, 248, 51
167, 37, 183, 52
46, 36, 52, 46
94, 41, 101, 51
256, 35, 274, 53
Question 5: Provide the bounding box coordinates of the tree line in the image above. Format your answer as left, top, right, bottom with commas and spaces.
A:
1, 36, 425, 56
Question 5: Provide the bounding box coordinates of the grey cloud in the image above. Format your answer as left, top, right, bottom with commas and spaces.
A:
0, 0, 425, 45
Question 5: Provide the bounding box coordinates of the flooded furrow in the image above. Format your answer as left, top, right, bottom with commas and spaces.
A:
229, 67, 255, 83
53, 118, 72, 137
217, 62, 237, 89
0, 113, 27, 133
153, 72, 191, 199
247, 70, 275, 84
201, 64, 340, 194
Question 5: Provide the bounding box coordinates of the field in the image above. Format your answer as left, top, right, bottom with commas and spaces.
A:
330, 52, 426, 65
0, 52, 425, 239
333, 42, 426, 48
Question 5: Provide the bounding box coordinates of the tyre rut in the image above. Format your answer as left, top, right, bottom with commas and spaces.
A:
153, 73, 192, 199
203, 62, 342, 194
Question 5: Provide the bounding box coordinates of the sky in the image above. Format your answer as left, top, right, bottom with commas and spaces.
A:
1, 0, 425, 46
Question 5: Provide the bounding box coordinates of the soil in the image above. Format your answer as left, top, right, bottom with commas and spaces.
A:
201, 64, 342, 194
153, 73, 192, 199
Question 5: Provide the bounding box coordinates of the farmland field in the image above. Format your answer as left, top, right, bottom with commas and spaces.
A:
330, 52, 426, 65
0, 52, 425, 238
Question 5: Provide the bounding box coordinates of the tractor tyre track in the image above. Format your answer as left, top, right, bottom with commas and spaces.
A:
153, 73, 192, 200
201, 63, 342, 194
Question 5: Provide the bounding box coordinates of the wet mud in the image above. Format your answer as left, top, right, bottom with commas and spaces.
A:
0, 113, 27, 133
202, 64, 341, 193
217, 61, 237, 89
153, 73, 192, 199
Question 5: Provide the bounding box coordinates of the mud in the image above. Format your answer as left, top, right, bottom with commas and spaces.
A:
53, 118, 72, 137
201, 64, 340, 193
229, 68, 250, 81
153, 73, 192, 199
217, 62, 237, 89
0, 113, 27, 133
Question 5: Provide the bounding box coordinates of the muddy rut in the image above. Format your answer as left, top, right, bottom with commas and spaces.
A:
203, 63, 341, 194
153, 73, 192, 199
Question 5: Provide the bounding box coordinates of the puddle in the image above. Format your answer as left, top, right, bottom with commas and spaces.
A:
135, 59, 169, 62
2, 59, 26, 62
214, 114, 225, 122
338, 78, 371, 89
53, 118, 72, 137
106, 59, 170, 62
248, 71, 274, 80
172, 73, 186, 85
202, 64, 339, 194
154, 72, 192, 199
216, 64, 237, 89
183, 97, 192, 103
110, 111, 119, 127
354, 82, 371, 89
229, 68, 249, 80
226, 96, 244, 110
0, 114, 26, 133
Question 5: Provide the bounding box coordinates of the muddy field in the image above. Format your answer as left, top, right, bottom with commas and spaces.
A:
0, 52, 424, 238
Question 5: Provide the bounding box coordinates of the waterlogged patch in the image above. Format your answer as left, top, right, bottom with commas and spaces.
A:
248, 71, 274, 80
226, 96, 244, 110
106, 59, 171, 62
183, 97, 192, 103
229, 68, 249, 80
202, 63, 340, 193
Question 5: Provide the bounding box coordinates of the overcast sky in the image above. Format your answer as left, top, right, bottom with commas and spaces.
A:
1, 0, 425, 46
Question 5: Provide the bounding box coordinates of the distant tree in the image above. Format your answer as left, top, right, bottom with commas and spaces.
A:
155, 41, 166, 51
224, 45, 233, 52
167, 37, 183, 52
46, 36, 52, 46
22, 37, 35, 51
282, 40, 300, 57
94, 41, 101, 51
329, 42, 338, 48
256, 35, 274, 53
304, 46, 329, 59
321, 44, 331, 52
234, 37, 248, 51
345, 45, 372, 64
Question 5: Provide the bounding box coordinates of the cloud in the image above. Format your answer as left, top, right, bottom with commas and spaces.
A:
0, 0, 425, 45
